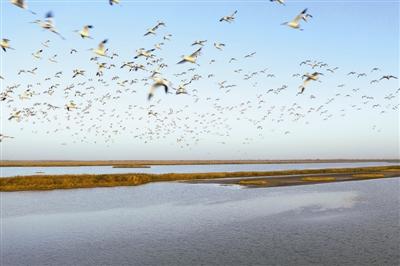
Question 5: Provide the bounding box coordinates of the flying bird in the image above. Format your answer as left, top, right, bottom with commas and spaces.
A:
281, 8, 310, 30
148, 77, 169, 100
0, 39, 15, 52
92, 39, 109, 57
214, 42, 226, 50
10, 0, 36, 14
379, 75, 397, 80
270, 0, 285, 5
191, 40, 207, 46
219, 10, 237, 23
76, 25, 94, 39
298, 72, 323, 94
109, 0, 120, 5
32, 11, 65, 39
177, 47, 202, 65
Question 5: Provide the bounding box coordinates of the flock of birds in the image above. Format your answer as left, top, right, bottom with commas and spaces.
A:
0, 0, 398, 150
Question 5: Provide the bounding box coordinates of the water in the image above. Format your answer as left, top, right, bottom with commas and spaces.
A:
1, 178, 399, 265
0, 161, 398, 177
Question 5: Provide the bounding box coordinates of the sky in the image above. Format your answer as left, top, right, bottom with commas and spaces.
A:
0, 0, 399, 160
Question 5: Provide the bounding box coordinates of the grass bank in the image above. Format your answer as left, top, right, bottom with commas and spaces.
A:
1, 165, 399, 192
1, 159, 399, 167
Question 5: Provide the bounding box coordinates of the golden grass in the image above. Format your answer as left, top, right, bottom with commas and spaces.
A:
238, 180, 269, 186
383, 169, 400, 172
301, 177, 336, 182
1, 165, 399, 192
352, 173, 385, 178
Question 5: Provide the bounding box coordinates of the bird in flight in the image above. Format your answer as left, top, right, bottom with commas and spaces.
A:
270, 0, 285, 5
220, 10, 238, 23
148, 77, 169, 100
192, 40, 207, 46
144, 21, 166, 36
76, 25, 94, 39
92, 39, 109, 57
379, 75, 397, 80
177, 47, 202, 65
10, 0, 36, 14
1, 39, 15, 52
31, 11, 66, 40
298, 72, 323, 94
281, 8, 311, 30
214, 42, 226, 50
109, 0, 120, 5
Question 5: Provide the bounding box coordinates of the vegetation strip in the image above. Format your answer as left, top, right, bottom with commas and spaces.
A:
0, 159, 399, 167
1, 165, 399, 192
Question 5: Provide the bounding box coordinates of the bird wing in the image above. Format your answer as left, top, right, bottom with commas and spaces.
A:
293, 8, 307, 23
98, 39, 107, 50
190, 47, 202, 58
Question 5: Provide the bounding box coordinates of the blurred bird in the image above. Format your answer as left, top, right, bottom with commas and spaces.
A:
0, 39, 15, 52
10, 0, 36, 14
177, 47, 202, 65
281, 8, 310, 30
76, 25, 94, 39
148, 77, 169, 100
32, 11, 65, 39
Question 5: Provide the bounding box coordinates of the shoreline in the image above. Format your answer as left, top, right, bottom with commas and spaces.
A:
0, 159, 399, 168
1, 165, 399, 192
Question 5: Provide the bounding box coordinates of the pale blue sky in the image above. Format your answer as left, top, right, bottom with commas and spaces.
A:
0, 0, 399, 160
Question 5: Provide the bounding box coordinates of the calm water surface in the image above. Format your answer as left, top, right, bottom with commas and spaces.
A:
1, 178, 399, 265
0, 162, 398, 177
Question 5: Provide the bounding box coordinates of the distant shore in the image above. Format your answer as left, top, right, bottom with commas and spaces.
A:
1, 165, 399, 192
0, 159, 399, 167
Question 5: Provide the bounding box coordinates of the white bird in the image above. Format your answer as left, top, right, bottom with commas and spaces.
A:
32, 49, 43, 59
177, 47, 202, 65
298, 72, 323, 94
10, 0, 36, 14
214, 42, 226, 50
219, 10, 237, 23
76, 25, 94, 39
41, 40, 50, 47
191, 40, 207, 46
0, 133, 14, 142
281, 8, 309, 30
109, 0, 120, 5
148, 77, 169, 100
1, 39, 15, 52
176, 80, 192, 95
48, 54, 58, 63
32, 11, 65, 39
270, 0, 285, 5
144, 21, 166, 36
92, 39, 109, 57
72, 69, 85, 78
154, 42, 164, 50
8, 110, 22, 121
134, 48, 155, 59
65, 101, 78, 111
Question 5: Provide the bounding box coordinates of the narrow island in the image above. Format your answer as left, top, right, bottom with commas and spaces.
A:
0, 159, 398, 167
1, 165, 399, 192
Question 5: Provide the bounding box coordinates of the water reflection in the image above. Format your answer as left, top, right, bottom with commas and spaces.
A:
2, 178, 399, 266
